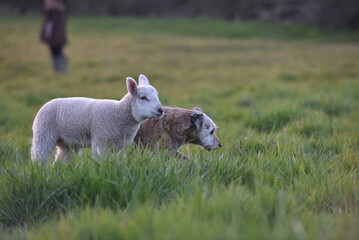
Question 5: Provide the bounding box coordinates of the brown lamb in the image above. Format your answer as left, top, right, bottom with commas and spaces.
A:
134, 106, 221, 159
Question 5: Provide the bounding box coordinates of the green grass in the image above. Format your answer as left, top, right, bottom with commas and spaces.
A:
0, 15, 359, 239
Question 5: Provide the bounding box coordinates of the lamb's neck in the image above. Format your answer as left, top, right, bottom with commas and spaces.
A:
117, 94, 140, 125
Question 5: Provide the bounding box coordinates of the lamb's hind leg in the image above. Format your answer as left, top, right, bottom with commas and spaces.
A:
30, 132, 57, 166
55, 145, 71, 164
55, 140, 80, 164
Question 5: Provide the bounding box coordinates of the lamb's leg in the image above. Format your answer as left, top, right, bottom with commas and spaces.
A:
30, 134, 57, 166
73, 146, 80, 156
91, 139, 106, 161
167, 148, 190, 160
55, 145, 71, 164
176, 151, 190, 160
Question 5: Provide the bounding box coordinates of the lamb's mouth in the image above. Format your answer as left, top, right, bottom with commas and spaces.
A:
203, 145, 213, 151
151, 112, 163, 117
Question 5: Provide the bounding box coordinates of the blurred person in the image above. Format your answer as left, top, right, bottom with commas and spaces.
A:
40, 0, 68, 74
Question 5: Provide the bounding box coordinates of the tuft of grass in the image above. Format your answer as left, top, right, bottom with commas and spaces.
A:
245, 107, 300, 133
291, 120, 329, 137
303, 96, 352, 117
279, 72, 298, 82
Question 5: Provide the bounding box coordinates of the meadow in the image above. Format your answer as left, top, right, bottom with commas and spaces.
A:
0, 15, 359, 239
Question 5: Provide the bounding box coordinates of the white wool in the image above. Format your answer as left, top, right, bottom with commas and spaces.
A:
30, 75, 162, 165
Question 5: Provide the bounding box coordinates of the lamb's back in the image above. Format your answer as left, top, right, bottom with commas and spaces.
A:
35, 97, 119, 138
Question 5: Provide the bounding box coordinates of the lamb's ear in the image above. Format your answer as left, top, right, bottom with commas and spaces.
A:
126, 77, 137, 95
190, 112, 204, 130
192, 107, 202, 112
139, 74, 150, 86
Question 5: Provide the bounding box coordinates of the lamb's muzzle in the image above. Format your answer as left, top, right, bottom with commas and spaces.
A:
152, 107, 163, 117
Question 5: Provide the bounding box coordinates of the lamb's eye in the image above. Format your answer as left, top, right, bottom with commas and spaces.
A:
140, 96, 149, 101
210, 129, 214, 135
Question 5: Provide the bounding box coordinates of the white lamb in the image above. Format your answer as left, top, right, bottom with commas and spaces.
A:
30, 74, 163, 165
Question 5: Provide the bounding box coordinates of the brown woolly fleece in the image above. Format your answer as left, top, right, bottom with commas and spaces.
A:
134, 106, 205, 159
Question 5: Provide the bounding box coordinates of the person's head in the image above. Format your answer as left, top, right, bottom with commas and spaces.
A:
44, 0, 63, 8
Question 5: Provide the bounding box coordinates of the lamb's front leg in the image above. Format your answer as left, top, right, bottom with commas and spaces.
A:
91, 139, 106, 161
175, 151, 190, 160
168, 147, 189, 160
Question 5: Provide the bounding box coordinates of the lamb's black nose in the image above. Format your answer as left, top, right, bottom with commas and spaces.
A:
219, 143, 222, 148
157, 108, 163, 115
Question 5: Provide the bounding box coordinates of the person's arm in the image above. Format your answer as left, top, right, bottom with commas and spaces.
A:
42, 9, 56, 41
44, 21, 53, 39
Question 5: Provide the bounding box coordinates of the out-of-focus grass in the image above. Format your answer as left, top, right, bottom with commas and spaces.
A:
0, 15, 358, 239
3, 15, 357, 40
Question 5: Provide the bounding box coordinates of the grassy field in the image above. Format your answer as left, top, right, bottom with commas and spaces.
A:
0, 15, 359, 239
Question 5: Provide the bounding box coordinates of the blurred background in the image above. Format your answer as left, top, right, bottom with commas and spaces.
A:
1, 0, 359, 29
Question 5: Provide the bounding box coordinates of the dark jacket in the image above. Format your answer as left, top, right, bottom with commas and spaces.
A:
40, 7, 67, 46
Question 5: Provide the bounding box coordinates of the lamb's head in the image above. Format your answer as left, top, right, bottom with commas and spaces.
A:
189, 108, 221, 151
126, 74, 163, 122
